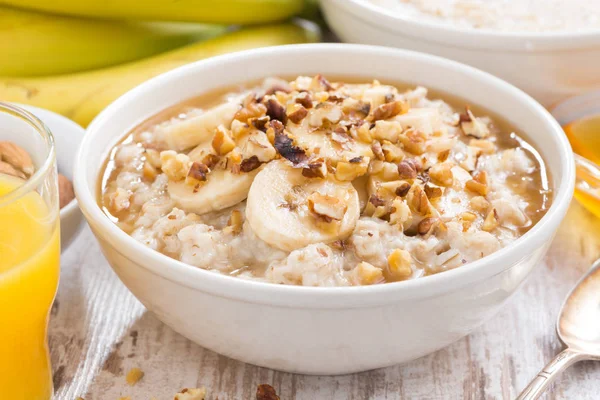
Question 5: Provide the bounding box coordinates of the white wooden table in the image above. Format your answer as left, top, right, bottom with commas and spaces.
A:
50, 201, 600, 400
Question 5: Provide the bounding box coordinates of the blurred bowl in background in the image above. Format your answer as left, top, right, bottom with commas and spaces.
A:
321, 0, 600, 107
19, 105, 85, 252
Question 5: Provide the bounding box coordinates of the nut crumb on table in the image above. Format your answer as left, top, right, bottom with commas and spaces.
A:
256, 384, 280, 400
125, 367, 144, 386
174, 387, 206, 400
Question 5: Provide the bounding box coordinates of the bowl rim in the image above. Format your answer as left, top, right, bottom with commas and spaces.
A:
326, 0, 600, 51
75, 43, 575, 308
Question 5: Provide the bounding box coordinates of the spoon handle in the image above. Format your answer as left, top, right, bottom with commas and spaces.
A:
516, 348, 586, 400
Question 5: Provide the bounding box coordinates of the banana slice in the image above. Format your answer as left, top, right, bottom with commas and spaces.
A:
168, 167, 259, 214
246, 160, 360, 251
287, 118, 373, 163
159, 100, 241, 151
392, 108, 443, 135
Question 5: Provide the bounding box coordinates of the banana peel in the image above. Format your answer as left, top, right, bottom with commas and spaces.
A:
0, 6, 227, 77
0, 0, 305, 25
0, 22, 321, 127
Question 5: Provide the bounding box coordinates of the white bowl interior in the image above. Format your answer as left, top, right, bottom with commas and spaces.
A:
76, 44, 574, 306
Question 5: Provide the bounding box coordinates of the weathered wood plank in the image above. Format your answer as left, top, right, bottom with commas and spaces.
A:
50, 202, 600, 399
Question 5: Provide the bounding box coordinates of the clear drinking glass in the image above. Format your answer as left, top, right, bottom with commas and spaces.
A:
0, 102, 60, 399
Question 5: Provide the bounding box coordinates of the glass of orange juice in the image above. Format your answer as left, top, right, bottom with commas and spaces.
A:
0, 103, 60, 399
551, 91, 600, 218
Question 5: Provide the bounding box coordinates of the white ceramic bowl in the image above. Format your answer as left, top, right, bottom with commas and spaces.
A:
321, 0, 600, 107
74, 44, 574, 375
7, 104, 85, 252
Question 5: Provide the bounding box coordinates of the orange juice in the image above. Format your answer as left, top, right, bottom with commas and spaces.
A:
563, 115, 600, 218
0, 174, 60, 399
564, 115, 600, 165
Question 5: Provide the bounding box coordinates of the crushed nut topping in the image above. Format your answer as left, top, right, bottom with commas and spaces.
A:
287, 104, 308, 124
308, 192, 347, 222
397, 159, 419, 179
240, 156, 262, 172
101, 74, 550, 287
187, 161, 209, 182
372, 100, 408, 121
273, 130, 307, 165
265, 98, 287, 123
302, 160, 328, 179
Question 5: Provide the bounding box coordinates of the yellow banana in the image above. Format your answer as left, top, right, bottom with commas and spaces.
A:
0, 22, 320, 127
0, 0, 305, 25
0, 7, 227, 77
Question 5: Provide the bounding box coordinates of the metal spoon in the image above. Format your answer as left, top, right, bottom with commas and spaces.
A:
517, 258, 600, 399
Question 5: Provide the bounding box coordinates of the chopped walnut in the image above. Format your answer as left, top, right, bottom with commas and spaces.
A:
459, 146, 481, 172
302, 160, 328, 179
287, 104, 308, 124
240, 156, 262, 172
470, 196, 490, 213
407, 185, 431, 215
308, 192, 347, 222
417, 217, 438, 235
428, 163, 454, 187
295, 91, 313, 109
234, 101, 266, 123
387, 249, 413, 279
482, 208, 500, 232
371, 120, 401, 142
398, 129, 427, 155
225, 209, 244, 235
342, 97, 371, 117
389, 197, 412, 227
273, 129, 307, 165
239, 131, 277, 163
397, 159, 419, 179
309, 102, 342, 127
371, 141, 385, 160
469, 138, 496, 154
465, 179, 488, 196
372, 100, 408, 121
212, 125, 236, 155
108, 187, 130, 213
424, 183, 443, 199
145, 148, 162, 169
312, 74, 334, 92
186, 162, 209, 185
160, 150, 191, 181
460, 107, 490, 138
335, 157, 369, 181
353, 122, 373, 144
460, 211, 478, 222
381, 140, 404, 162
264, 98, 287, 123
351, 261, 383, 285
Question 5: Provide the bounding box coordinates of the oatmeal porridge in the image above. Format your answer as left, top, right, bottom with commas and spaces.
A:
101, 75, 551, 286
367, 0, 600, 32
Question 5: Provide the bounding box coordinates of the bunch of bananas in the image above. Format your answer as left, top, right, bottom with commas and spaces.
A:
0, 0, 321, 126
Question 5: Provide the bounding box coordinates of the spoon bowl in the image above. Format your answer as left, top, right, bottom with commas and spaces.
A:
518, 258, 600, 399
558, 259, 600, 356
